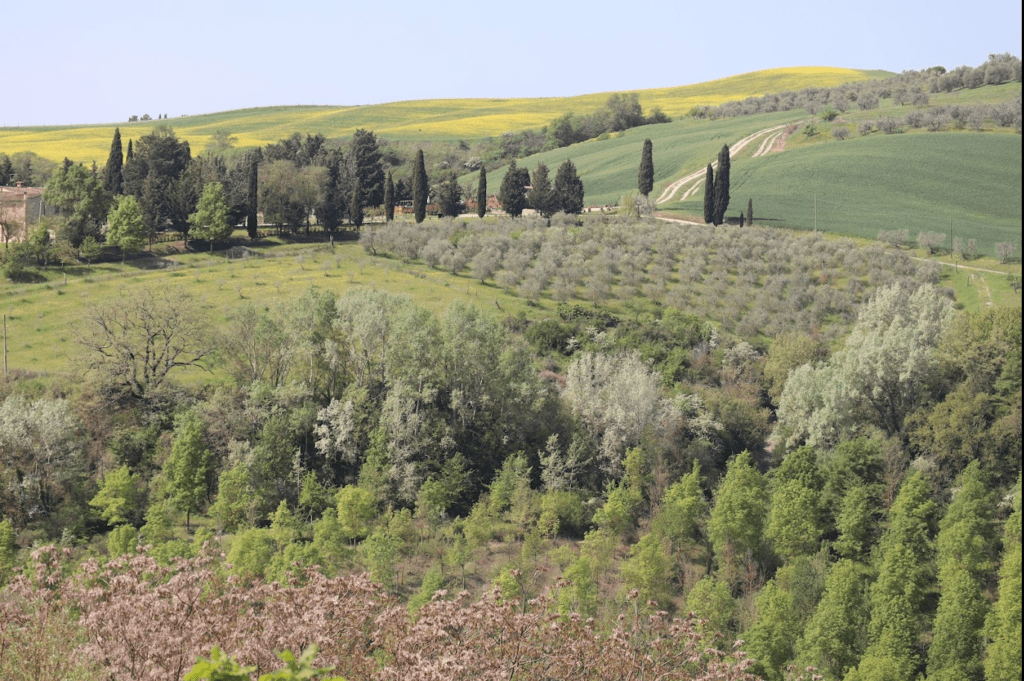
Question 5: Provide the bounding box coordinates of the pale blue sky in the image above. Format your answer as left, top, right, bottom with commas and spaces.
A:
2, 0, 1020, 127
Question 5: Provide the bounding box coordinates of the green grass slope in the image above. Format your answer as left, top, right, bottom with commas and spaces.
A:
0, 67, 883, 164
673, 132, 1022, 257
468, 110, 806, 206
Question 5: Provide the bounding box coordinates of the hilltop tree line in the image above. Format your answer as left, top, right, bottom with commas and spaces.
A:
687, 53, 1021, 126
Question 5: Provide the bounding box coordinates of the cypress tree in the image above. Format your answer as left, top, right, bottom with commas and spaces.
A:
412, 149, 428, 224
530, 162, 555, 218
384, 171, 395, 222
499, 160, 527, 218
747, 198, 753, 226
350, 177, 364, 228
126, 139, 134, 163
703, 164, 715, 224
638, 138, 654, 198
246, 151, 259, 239
713, 144, 730, 225
104, 128, 123, 195
553, 159, 584, 214
476, 166, 487, 219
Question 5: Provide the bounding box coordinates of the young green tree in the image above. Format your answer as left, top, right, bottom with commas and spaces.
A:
852, 471, 936, 681
638, 138, 654, 198
349, 177, 364, 227
744, 579, 799, 680
766, 446, 825, 561
383, 171, 395, 222
43, 162, 110, 247
702, 164, 715, 224
163, 409, 211, 531
554, 158, 584, 214
188, 182, 231, 252
106, 194, 146, 263
926, 462, 994, 681
984, 473, 1021, 681
713, 144, 730, 225
476, 166, 487, 219
795, 559, 871, 680
412, 149, 428, 224
89, 464, 144, 526
0, 517, 15, 585
104, 127, 123, 196
707, 450, 768, 584
499, 160, 527, 218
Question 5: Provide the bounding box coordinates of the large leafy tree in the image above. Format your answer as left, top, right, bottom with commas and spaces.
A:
189, 182, 232, 252
499, 160, 527, 218
554, 159, 584, 214
43, 162, 110, 247
638, 138, 654, 198
795, 559, 871, 680
349, 129, 385, 207
702, 164, 715, 224
106, 194, 146, 262
412, 149, 428, 224
104, 127, 123, 196
122, 127, 192, 234
778, 284, 954, 447
713, 144, 730, 224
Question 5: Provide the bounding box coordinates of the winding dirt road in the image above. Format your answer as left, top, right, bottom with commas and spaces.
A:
656, 123, 791, 204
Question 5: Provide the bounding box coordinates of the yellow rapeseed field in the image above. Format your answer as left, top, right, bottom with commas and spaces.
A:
0, 67, 884, 164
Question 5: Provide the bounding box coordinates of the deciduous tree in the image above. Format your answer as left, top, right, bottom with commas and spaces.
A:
188, 182, 231, 251
163, 409, 211, 531
106, 194, 146, 262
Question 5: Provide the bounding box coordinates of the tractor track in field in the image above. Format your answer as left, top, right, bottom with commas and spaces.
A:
656, 123, 791, 205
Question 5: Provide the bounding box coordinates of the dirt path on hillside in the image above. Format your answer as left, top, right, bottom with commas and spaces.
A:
909, 256, 1014, 276
656, 123, 791, 204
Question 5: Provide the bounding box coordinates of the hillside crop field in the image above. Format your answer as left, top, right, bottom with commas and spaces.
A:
0, 67, 883, 165
669, 132, 1022, 257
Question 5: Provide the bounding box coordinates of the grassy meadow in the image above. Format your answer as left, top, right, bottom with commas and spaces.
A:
0, 67, 883, 165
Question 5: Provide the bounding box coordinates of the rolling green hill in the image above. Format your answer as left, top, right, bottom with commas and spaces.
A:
674, 132, 1022, 256
0, 67, 883, 165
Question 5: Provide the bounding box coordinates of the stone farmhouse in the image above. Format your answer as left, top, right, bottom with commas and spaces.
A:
0, 182, 53, 245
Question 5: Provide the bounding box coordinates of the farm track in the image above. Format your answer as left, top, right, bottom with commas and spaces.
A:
655, 123, 790, 204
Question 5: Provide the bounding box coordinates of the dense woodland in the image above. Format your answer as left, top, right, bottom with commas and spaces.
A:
0, 54, 1022, 681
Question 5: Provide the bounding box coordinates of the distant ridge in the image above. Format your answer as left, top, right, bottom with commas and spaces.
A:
0, 67, 889, 164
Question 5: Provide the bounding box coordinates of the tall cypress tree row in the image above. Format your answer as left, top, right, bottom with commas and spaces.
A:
638, 138, 654, 198
246, 151, 259, 239
713, 144, 730, 225
104, 128, 123, 196
703, 164, 715, 224
852, 471, 936, 681
476, 166, 487, 219
927, 461, 994, 681
384, 171, 395, 222
985, 473, 1022, 681
412, 149, 428, 224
